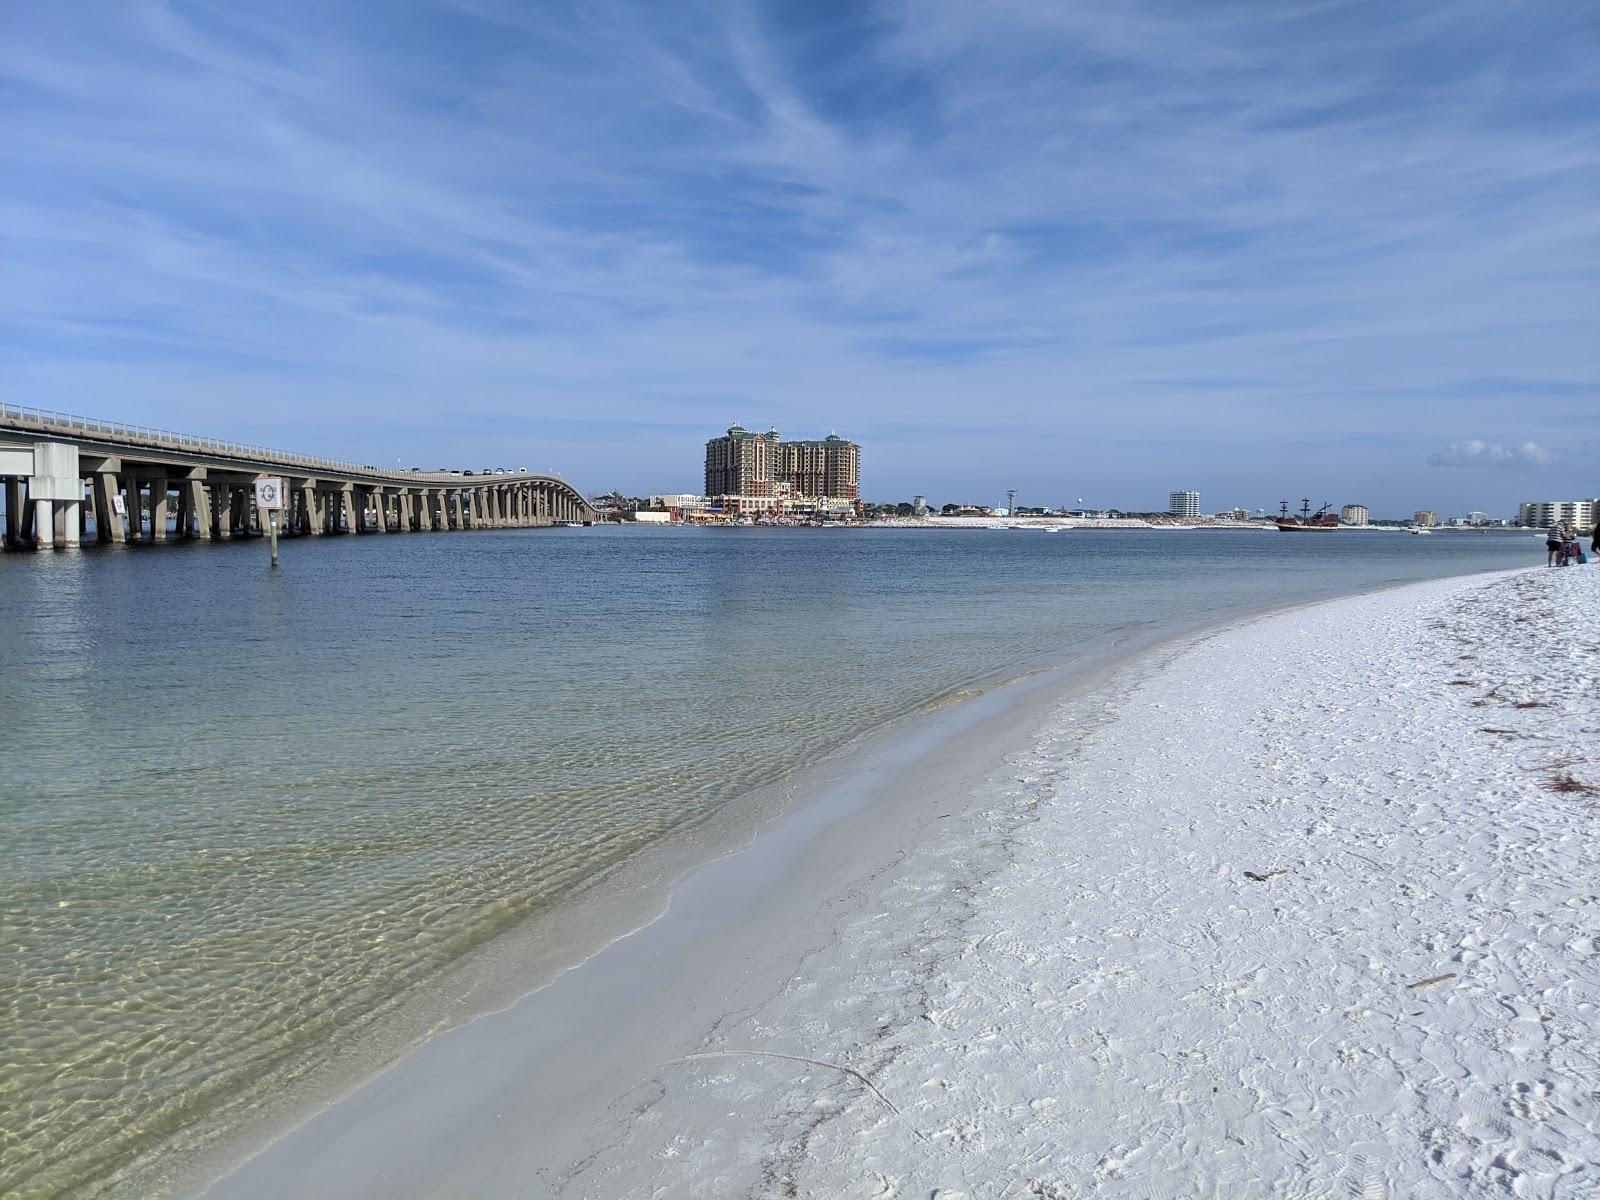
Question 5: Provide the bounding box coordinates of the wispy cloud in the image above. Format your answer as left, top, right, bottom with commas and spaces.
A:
1428, 440, 1556, 469
1, 0, 1596, 509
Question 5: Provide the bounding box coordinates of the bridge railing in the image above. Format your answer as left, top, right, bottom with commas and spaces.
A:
0, 402, 592, 505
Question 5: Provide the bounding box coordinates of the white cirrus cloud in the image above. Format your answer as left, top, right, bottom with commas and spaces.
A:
1427, 440, 1555, 468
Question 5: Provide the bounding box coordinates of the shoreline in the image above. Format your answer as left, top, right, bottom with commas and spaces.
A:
64, 542, 1527, 1200
186, 562, 1590, 1199
168, 618, 1165, 1200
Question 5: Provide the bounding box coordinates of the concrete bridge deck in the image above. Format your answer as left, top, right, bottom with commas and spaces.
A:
0, 404, 595, 550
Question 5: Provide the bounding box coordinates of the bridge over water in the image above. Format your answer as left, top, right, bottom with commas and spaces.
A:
0, 404, 595, 550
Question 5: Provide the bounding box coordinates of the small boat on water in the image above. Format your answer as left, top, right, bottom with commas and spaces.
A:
1274, 499, 1340, 532
1409, 527, 1433, 535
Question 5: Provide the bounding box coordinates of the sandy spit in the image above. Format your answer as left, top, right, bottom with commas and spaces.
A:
201, 566, 1599, 1200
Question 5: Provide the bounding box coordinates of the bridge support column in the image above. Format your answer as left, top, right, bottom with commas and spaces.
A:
300, 484, 321, 535
33, 498, 54, 549
59, 497, 80, 547
208, 484, 227, 539
175, 484, 191, 538
374, 491, 389, 533
340, 486, 359, 533
448, 491, 462, 530
148, 482, 169, 541
122, 477, 141, 541
187, 479, 212, 540
4, 478, 20, 548
91, 473, 124, 544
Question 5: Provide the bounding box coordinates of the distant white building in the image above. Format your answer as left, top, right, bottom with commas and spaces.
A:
1340, 504, 1369, 526
912, 495, 929, 517
651, 493, 710, 511
1518, 499, 1598, 529
1168, 490, 1200, 519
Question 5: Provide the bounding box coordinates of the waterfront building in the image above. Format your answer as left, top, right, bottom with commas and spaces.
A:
702, 424, 861, 513
1412, 510, 1438, 528
1340, 504, 1369, 526
703, 425, 774, 499
1168, 490, 1200, 519
651, 493, 710, 512
1517, 499, 1598, 529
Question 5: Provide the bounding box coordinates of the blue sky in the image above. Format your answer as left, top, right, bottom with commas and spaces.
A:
2, 0, 1596, 515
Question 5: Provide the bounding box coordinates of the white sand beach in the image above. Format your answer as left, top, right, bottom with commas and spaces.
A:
199, 566, 1599, 1199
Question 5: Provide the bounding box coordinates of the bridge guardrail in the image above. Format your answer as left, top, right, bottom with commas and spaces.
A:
0, 402, 592, 505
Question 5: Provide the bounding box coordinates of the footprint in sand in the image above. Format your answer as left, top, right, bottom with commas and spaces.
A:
1342, 1141, 1388, 1200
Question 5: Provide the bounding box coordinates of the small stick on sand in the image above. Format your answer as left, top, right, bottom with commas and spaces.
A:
1243, 869, 1288, 882
669, 1050, 908, 1120
1405, 973, 1457, 990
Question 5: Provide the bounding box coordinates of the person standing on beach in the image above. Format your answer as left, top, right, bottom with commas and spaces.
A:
1591, 518, 1599, 557
1547, 523, 1565, 567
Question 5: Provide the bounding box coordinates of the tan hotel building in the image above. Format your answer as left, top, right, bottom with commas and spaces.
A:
704, 425, 861, 514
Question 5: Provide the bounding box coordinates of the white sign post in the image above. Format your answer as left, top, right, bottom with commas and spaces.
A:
254, 477, 285, 568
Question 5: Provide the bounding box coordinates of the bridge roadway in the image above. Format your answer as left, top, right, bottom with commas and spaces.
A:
0, 404, 595, 550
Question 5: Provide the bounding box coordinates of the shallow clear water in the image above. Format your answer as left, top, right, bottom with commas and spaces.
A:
0, 525, 1534, 1197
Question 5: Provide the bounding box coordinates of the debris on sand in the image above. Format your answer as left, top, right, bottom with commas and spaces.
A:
1405, 973, 1457, 990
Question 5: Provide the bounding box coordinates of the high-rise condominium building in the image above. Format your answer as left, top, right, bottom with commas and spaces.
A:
1168, 490, 1200, 519
1412, 510, 1439, 528
1517, 499, 1598, 529
1340, 504, 1369, 526
703, 424, 861, 509
703, 424, 775, 498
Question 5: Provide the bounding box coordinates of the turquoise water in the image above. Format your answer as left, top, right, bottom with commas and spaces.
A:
0, 526, 1534, 1197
